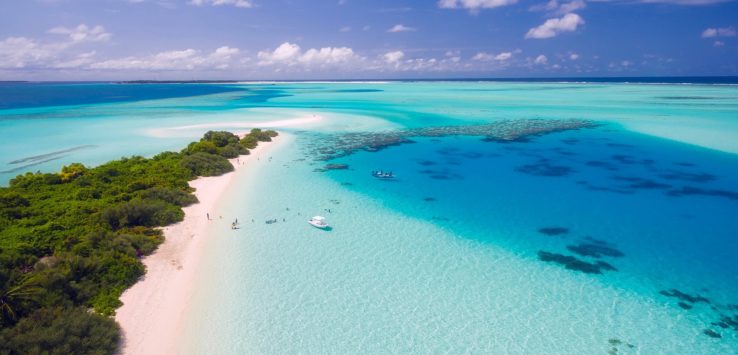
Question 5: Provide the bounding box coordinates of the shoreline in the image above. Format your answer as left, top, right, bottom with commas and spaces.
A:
115, 133, 287, 355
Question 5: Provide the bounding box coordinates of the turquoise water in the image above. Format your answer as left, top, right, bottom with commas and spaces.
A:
1, 82, 737, 352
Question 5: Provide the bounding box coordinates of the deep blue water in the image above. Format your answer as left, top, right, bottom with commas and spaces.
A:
0, 82, 242, 110
319, 125, 738, 340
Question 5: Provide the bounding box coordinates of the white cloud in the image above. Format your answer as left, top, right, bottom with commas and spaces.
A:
638, 0, 730, 4
383, 50, 405, 64
299, 47, 357, 65
0, 37, 49, 69
90, 46, 240, 70
494, 52, 513, 61
53, 51, 97, 69
388, 24, 416, 33
559, 0, 586, 13
569, 53, 579, 60
0, 24, 111, 69
438, 0, 518, 12
534, 54, 548, 64
189, 0, 254, 8
525, 13, 584, 39
471, 52, 494, 61
444, 50, 461, 62
257, 42, 361, 68
47, 24, 111, 42
701, 26, 736, 38
257, 42, 300, 64
339, 26, 352, 32
713, 40, 725, 47
472, 51, 513, 61
530, 0, 585, 15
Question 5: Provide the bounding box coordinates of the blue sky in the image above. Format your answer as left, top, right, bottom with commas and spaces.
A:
0, 0, 736, 80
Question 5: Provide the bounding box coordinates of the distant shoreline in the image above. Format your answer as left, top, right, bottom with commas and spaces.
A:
5, 76, 738, 85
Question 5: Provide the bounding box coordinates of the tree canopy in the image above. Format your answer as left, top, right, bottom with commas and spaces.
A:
0, 129, 277, 354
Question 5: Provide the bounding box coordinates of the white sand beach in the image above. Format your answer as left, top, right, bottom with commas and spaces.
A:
115, 132, 286, 355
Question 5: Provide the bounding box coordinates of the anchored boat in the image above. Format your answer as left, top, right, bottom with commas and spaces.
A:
308, 216, 329, 229
371, 170, 395, 179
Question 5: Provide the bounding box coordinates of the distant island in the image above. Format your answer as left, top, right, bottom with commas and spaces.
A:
0, 129, 277, 354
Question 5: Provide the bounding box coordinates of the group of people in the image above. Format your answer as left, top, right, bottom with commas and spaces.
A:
207, 207, 300, 229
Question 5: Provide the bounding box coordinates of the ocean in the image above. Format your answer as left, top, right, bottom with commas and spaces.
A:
1, 80, 737, 353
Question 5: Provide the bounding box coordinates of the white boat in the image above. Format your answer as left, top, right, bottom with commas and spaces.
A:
308, 216, 329, 229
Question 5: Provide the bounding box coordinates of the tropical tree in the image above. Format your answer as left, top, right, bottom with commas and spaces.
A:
0, 276, 42, 324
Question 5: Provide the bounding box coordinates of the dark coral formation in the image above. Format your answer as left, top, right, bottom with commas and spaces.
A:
585, 160, 619, 171
659, 170, 716, 183
577, 181, 634, 195
611, 154, 654, 166
667, 186, 738, 201
418, 169, 464, 180
611, 176, 672, 190
305, 119, 598, 161
515, 161, 574, 177
607, 338, 635, 354
703, 329, 722, 338
566, 241, 624, 259
417, 160, 437, 166
538, 227, 569, 236
718, 314, 738, 331
537, 251, 617, 274
313, 163, 349, 172
659, 289, 711, 304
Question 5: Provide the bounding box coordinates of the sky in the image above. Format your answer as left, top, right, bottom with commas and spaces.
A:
0, 0, 737, 80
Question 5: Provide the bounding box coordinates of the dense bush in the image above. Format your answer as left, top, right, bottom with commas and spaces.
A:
101, 199, 184, 230
248, 128, 278, 142
0, 130, 276, 354
180, 152, 234, 177
0, 307, 120, 355
240, 135, 258, 149
185, 130, 272, 158
140, 187, 198, 207
202, 131, 239, 147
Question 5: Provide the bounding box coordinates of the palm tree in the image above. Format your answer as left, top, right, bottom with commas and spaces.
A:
0, 275, 42, 323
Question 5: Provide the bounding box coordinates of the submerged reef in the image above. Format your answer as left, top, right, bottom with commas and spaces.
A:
566, 241, 624, 259
703, 329, 722, 338
666, 186, 738, 201
659, 289, 711, 304
515, 159, 574, 177
538, 227, 569, 236
658, 170, 716, 183
304, 119, 597, 161
607, 338, 636, 355
537, 251, 617, 274
314, 163, 349, 172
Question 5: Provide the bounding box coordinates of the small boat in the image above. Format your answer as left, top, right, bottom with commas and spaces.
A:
371, 170, 395, 179
308, 216, 329, 229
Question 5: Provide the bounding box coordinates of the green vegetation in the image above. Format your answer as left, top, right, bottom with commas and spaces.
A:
0, 129, 277, 354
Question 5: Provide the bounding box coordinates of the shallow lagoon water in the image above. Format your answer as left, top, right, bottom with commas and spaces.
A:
1, 81, 737, 352
182, 128, 737, 353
